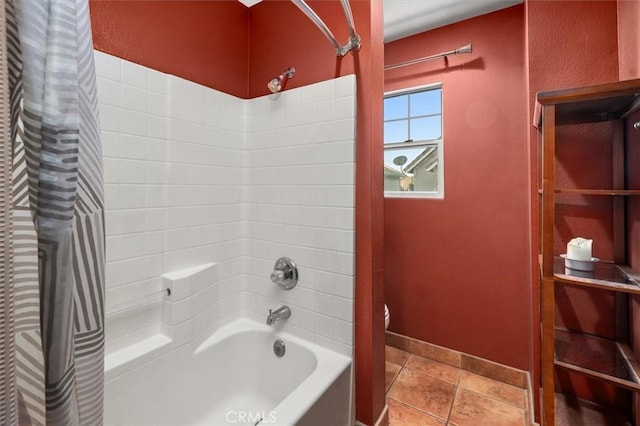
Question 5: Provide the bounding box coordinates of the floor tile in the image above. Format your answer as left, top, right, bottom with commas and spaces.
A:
386, 345, 410, 367
387, 369, 456, 420
458, 371, 526, 408
387, 398, 445, 426
449, 388, 526, 426
386, 361, 402, 393
405, 354, 460, 384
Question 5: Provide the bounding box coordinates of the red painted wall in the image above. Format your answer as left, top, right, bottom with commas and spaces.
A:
527, 1, 618, 93
89, 1, 250, 98
526, 0, 621, 415
618, 0, 640, 80
90, 1, 386, 424
384, 6, 531, 370
248, 0, 356, 97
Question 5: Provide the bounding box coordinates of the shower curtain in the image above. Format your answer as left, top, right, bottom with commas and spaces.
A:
1, 0, 105, 424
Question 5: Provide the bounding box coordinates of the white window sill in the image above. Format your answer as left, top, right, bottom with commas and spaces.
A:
384, 191, 444, 199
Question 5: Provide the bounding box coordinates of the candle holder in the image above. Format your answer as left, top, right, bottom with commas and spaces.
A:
561, 254, 599, 272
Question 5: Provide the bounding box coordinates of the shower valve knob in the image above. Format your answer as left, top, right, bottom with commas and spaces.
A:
270, 257, 298, 290
270, 270, 285, 282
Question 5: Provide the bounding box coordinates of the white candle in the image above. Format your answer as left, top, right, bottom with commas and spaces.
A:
567, 237, 592, 261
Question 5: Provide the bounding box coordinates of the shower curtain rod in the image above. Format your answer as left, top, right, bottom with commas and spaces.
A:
384, 43, 473, 71
291, 0, 361, 57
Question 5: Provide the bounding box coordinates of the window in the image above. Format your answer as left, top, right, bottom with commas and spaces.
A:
383, 84, 443, 198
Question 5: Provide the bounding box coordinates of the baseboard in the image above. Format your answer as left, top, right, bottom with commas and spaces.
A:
354, 404, 388, 426
374, 405, 389, 426
386, 330, 528, 388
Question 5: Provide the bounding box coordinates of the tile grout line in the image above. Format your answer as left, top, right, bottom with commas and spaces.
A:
386, 365, 402, 394
387, 346, 463, 423
451, 373, 528, 425
403, 363, 460, 423
461, 387, 528, 413
387, 362, 454, 423
460, 371, 530, 410
387, 393, 450, 424
384, 348, 410, 394
403, 357, 461, 386
387, 332, 529, 388
386, 394, 448, 424
445, 368, 462, 425
386, 343, 531, 425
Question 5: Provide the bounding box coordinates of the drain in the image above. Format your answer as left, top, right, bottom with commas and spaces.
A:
273, 339, 286, 357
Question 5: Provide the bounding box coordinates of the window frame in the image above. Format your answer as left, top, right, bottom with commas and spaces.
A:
383, 82, 444, 199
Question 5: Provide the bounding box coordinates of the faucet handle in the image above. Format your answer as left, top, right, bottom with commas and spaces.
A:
270, 270, 285, 283
270, 257, 298, 290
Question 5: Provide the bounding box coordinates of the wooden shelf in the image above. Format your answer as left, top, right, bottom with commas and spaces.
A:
537, 78, 640, 425
538, 189, 640, 195
551, 257, 640, 294
555, 329, 640, 392
555, 189, 640, 196
554, 393, 632, 426
533, 78, 640, 127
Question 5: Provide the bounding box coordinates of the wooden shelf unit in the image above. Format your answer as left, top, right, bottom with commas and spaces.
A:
555, 328, 640, 392
539, 189, 640, 195
550, 256, 640, 294
554, 189, 640, 196
555, 392, 633, 425
536, 79, 640, 425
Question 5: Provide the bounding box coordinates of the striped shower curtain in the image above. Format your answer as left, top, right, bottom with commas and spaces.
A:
1, 0, 105, 424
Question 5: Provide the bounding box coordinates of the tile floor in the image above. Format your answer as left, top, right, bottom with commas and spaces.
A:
386, 345, 531, 425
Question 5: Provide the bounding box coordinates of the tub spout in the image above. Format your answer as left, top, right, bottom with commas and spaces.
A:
267, 305, 291, 325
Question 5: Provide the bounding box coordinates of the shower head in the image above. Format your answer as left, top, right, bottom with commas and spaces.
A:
268, 67, 296, 93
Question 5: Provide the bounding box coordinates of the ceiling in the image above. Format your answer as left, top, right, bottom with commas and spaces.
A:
237, 0, 523, 42
383, 0, 522, 42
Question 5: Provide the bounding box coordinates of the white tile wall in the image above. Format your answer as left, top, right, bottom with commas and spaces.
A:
97, 51, 170, 353
243, 77, 356, 356
96, 50, 355, 358
163, 73, 246, 285
97, 51, 246, 354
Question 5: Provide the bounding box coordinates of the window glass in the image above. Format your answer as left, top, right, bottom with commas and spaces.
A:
384, 120, 409, 144
383, 95, 408, 121
383, 85, 443, 198
383, 145, 439, 192
410, 89, 441, 116
411, 116, 441, 141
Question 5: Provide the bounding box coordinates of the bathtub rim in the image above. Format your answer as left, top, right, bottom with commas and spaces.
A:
195, 317, 352, 425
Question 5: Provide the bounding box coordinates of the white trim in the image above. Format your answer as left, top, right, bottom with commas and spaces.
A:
383, 82, 444, 199
384, 138, 442, 149
385, 190, 444, 199
384, 81, 442, 97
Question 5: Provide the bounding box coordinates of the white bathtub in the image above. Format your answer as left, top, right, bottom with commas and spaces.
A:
104, 318, 352, 425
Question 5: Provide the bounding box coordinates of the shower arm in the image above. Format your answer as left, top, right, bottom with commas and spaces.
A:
291, 0, 361, 57
338, 0, 361, 55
